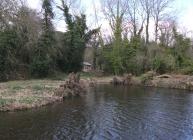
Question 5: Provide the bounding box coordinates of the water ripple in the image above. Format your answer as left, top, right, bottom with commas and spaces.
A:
0, 86, 193, 140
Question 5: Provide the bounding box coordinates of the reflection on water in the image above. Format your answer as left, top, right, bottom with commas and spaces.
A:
0, 85, 193, 140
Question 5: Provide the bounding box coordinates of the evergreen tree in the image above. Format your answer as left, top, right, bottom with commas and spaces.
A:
31, 0, 55, 77
0, 29, 19, 81
57, 4, 99, 72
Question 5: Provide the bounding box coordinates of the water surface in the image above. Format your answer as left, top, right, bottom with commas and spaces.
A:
0, 85, 193, 140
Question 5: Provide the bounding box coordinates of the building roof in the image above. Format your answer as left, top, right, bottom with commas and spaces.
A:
83, 62, 92, 66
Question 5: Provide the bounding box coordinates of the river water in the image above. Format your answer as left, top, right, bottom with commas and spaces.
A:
0, 85, 193, 140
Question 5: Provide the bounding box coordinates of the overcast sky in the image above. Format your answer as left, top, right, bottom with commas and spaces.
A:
26, 0, 193, 37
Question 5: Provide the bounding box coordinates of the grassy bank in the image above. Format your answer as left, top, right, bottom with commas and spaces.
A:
2, 72, 193, 112
0, 71, 114, 112
0, 80, 66, 111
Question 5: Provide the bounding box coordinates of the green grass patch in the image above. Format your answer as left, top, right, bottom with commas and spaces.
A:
19, 96, 42, 104
48, 72, 67, 80
80, 72, 95, 78
139, 72, 154, 84
0, 98, 15, 106
32, 85, 44, 91
11, 85, 23, 90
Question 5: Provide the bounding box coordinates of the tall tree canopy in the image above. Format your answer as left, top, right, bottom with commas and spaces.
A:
57, 1, 99, 72
30, 0, 56, 77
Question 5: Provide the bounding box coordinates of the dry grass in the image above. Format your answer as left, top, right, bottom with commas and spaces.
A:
0, 76, 113, 112
0, 80, 65, 111
93, 77, 113, 84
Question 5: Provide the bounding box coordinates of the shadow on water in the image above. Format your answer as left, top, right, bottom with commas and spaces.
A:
0, 85, 193, 140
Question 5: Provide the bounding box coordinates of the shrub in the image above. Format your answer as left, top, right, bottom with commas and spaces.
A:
30, 56, 51, 78
0, 29, 19, 81
152, 54, 176, 74
139, 71, 155, 84
179, 66, 193, 75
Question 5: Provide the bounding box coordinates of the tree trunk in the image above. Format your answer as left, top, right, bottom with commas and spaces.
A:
146, 13, 150, 44
155, 16, 159, 43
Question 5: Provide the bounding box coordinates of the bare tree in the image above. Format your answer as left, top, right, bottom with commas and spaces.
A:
140, 0, 153, 44
126, 0, 145, 37
15, 6, 41, 63
102, 0, 128, 38
159, 20, 176, 47
0, 0, 20, 29
55, 0, 81, 17
152, 0, 174, 43
60, 0, 80, 9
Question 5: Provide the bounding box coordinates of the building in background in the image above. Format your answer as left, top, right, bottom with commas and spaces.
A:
83, 62, 92, 72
